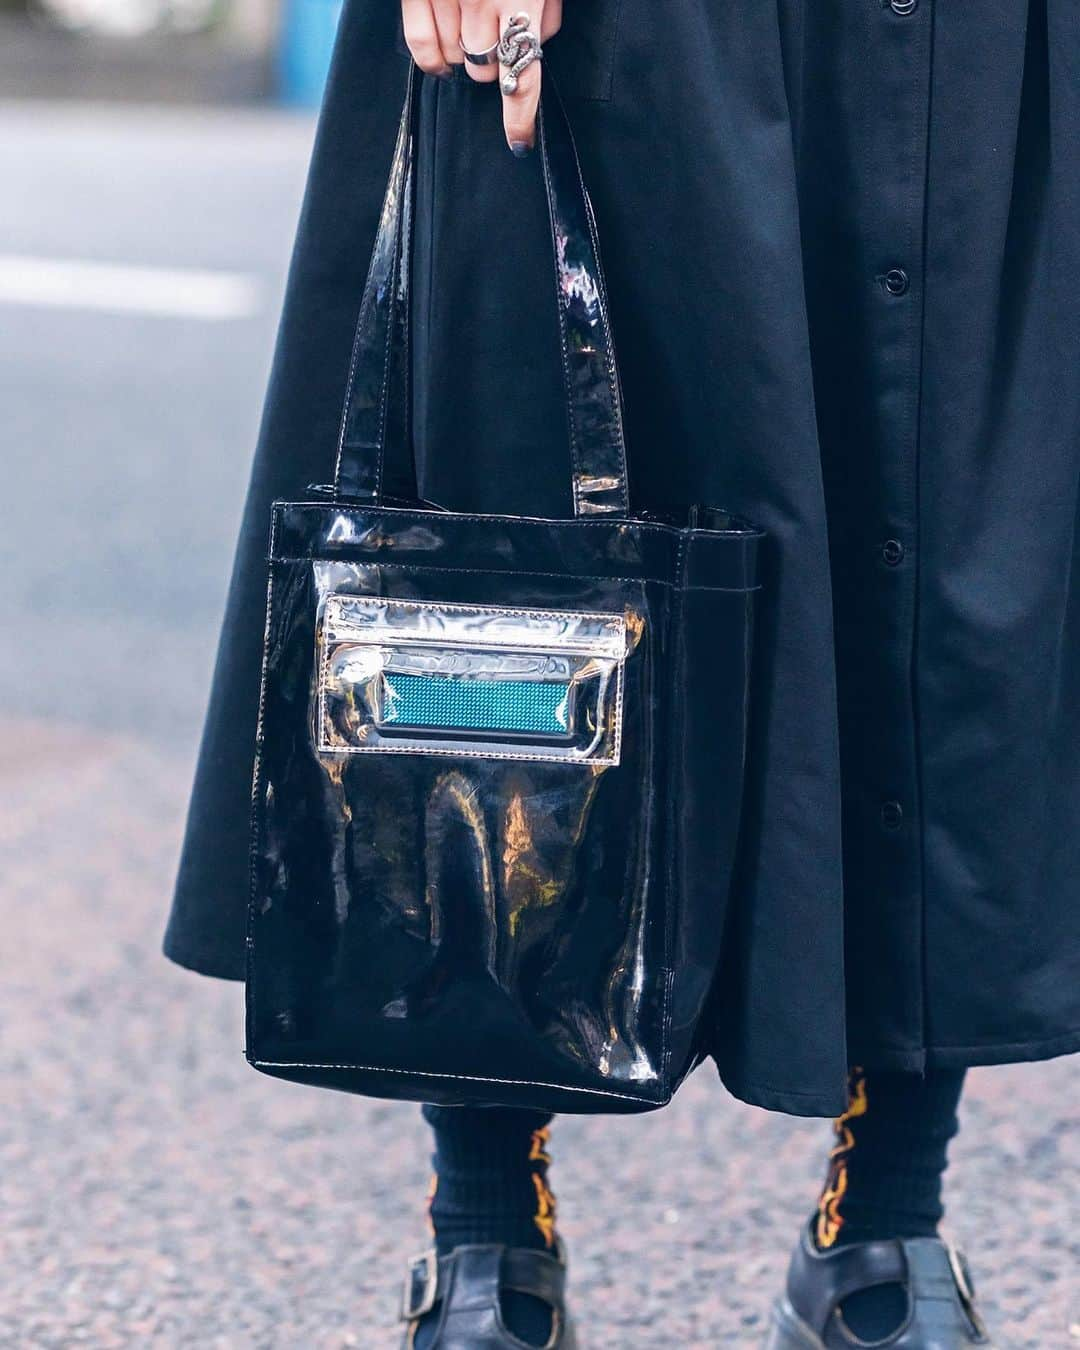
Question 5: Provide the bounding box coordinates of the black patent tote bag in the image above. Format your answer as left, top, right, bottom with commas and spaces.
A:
246, 67, 764, 1114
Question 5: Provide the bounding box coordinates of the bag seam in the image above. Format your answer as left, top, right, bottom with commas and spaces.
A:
250, 1058, 667, 1103
277, 556, 759, 593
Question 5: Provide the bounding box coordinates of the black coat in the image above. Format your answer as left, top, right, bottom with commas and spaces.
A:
165, 0, 1080, 1118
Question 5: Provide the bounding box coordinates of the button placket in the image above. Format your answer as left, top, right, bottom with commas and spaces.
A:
838, 0, 933, 1053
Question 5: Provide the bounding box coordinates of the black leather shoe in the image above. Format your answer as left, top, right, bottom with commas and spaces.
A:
400, 1242, 577, 1349
765, 1220, 994, 1348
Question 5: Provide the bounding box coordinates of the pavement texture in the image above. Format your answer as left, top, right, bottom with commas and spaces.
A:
0, 103, 1077, 1350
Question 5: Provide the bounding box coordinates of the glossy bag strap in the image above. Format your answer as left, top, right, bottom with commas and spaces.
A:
334, 62, 630, 517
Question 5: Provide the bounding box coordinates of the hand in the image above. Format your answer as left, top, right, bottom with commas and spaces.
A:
400, 2, 563, 155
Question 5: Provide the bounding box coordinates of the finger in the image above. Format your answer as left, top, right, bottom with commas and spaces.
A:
459, 0, 500, 84
540, 0, 561, 41
401, 0, 452, 77
430, 0, 463, 65
501, 6, 544, 155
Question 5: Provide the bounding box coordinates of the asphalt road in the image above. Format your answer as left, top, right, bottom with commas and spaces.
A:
0, 101, 1077, 1349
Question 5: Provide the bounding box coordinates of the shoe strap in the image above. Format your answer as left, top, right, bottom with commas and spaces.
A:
401, 1244, 566, 1324
788, 1223, 908, 1336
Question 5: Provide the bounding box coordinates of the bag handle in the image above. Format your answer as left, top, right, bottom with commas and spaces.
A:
334, 62, 630, 518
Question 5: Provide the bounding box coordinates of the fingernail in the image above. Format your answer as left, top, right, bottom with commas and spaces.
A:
510, 141, 533, 158
437, 66, 454, 80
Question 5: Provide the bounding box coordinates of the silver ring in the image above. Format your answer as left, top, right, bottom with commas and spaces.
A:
458, 37, 499, 67
497, 11, 542, 95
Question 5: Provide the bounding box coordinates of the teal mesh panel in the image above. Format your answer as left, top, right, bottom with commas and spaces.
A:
382, 673, 569, 735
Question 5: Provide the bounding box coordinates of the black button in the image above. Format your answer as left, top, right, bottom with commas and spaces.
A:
882, 538, 905, 566
884, 268, 910, 296
890, 0, 918, 14
881, 800, 905, 830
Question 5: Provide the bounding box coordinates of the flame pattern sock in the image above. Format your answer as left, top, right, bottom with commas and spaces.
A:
814, 1066, 966, 1340
415, 1104, 557, 1348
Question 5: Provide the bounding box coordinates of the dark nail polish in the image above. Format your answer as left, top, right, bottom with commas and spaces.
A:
437, 66, 454, 80
510, 141, 533, 158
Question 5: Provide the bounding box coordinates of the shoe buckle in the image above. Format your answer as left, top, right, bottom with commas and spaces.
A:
401, 1248, 439, 1322
946, 1243, 989, 1340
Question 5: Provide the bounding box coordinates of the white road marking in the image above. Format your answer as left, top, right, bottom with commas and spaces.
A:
0, 254, 262, 320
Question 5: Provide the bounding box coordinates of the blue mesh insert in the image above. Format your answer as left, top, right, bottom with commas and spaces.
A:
381, 673, 570, 735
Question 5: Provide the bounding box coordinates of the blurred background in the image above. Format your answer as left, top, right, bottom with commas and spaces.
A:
0, 0, 341, 106
0, 6, 1077, 1346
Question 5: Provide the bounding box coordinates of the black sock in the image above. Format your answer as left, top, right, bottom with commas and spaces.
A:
415, 1104, 556, 1348
814, 1067, 966, 1341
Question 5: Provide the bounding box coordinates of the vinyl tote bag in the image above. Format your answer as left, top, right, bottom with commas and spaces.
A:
245, 68, 764, 1114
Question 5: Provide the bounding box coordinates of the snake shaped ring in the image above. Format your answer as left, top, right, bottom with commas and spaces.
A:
497, 12, 543, 95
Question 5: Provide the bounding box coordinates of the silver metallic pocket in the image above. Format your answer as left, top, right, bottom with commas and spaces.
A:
316, 595, 628, 765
